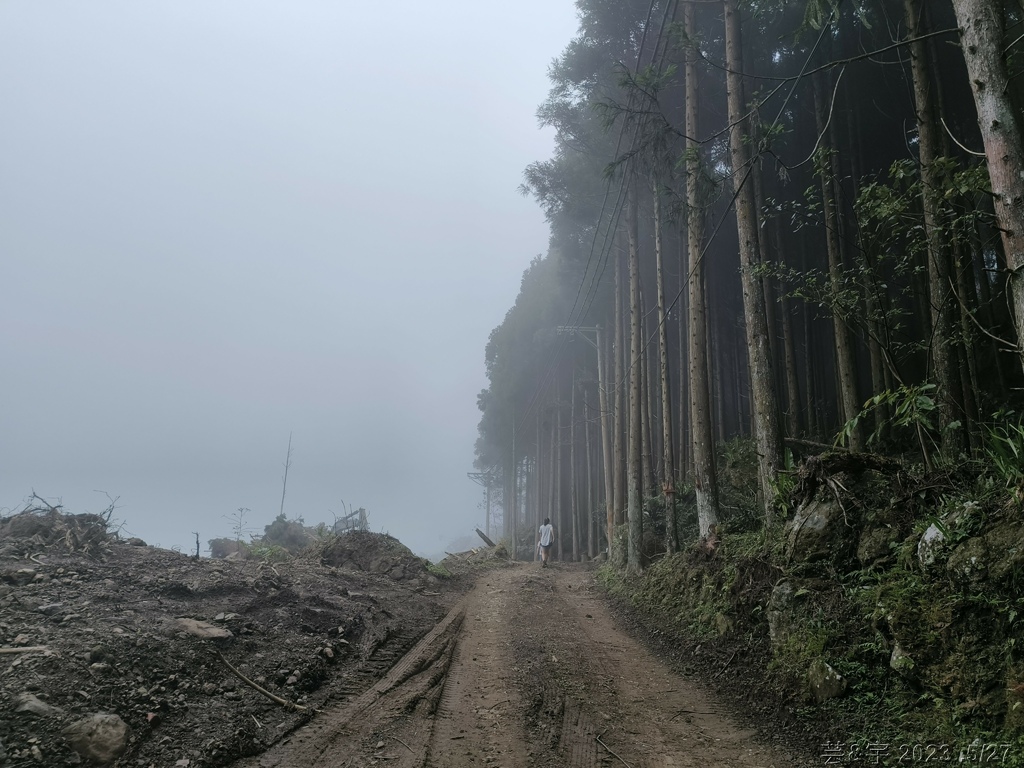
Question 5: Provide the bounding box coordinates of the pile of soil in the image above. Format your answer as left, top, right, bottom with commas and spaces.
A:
0, 510, 460, 767
315, 531, 430, 582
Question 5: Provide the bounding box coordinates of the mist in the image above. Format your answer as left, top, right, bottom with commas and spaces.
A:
0, 1, 579, 557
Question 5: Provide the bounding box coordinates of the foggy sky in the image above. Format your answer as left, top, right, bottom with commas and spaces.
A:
0, 2, 578, 557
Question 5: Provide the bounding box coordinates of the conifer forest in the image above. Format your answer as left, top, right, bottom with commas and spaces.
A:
475, 0, 1024, 572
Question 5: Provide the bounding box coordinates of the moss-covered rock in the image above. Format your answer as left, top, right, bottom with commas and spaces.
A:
985, 520, 1024, 589
858, 526, 894, 567
785, 499, 855, 564
808, 658, 847, 703
918, 522, 947, 569
889, 641, 916, 679
947, 536, 988, 585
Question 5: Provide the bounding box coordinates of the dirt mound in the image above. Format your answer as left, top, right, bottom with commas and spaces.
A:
436, 544, 511, 579
0, 511, 459, 767
316, 531, 430, 582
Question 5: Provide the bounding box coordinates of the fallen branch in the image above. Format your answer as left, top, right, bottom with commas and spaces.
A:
392, 736, 413, 754
29, 553, 46, 566
669, 708, 719, 720
596, 734, 633, 768
712, 650, 737, 679
0, 646, 48, 654
216, 651, 308, 712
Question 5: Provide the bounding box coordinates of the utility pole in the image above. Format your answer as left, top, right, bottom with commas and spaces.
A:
279, 432, 293, 519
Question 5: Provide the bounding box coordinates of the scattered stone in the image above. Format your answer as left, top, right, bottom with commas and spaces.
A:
14, 692, 62, 717
173, 618, 233, 640
125, 538, 147, 547
62, 714, 130, 765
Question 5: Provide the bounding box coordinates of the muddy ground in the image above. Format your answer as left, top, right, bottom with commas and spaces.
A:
0, 512, 461, 767
1, 512, 811, 767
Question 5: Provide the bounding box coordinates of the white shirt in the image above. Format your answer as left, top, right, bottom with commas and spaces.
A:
539, 523, 554, 547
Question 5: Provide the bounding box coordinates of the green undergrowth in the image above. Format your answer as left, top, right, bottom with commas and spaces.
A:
600, 438, 1024, 766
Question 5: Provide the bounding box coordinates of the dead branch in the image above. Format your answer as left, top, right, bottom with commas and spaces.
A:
392, 736, 413, 753
669, 709, 719, 720
0, 646, 48, 654
712, 650, 737, 679
256, 562, 280, 577
216, 651, 308, 712
29, 553, 46, 566
596, 734, 634, 768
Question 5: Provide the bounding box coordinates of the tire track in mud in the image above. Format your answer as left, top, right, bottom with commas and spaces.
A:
235, 601, 466, 767
508, 566, 802, 768
236, 565, 806, 768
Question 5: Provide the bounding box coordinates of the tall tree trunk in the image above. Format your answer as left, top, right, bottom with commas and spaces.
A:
585, 387, 595, 559
771, 222, 802, 437
677, 220, 691, 479
724, 0, 783, 522
906, 0, 967, 459
686, 0, 721, 541
627, 187, 644, 574
570, 373, 579, 562
811, 70, 862, 448
653, 180, 678, 553
641, 308, 657, 499
950, 0, 1024, 372
546, 409, 556, 559
598, 325, 614, 558
507, 409, 517, 558
613, 236, 626, 535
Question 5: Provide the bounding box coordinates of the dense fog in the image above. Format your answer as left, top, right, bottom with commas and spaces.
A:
0, 1, 578, 556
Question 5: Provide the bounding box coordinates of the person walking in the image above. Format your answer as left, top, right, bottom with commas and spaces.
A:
537, 517, 554, 567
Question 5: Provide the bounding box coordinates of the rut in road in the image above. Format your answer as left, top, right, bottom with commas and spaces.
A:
233, 564, 803, 768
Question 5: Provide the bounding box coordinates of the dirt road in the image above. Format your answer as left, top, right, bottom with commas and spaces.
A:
237, 563, 805, 768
